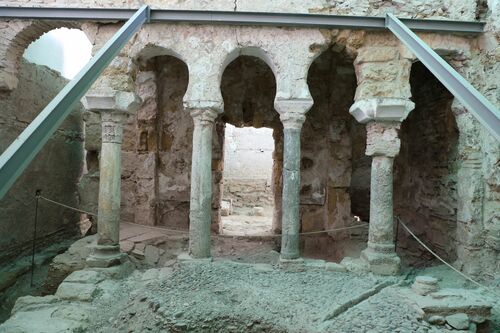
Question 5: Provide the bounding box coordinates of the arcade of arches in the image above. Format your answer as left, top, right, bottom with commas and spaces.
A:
0, 1, 499, 331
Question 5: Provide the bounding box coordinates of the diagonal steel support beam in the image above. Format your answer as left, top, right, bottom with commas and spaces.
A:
0, 5, 150, 200
386, 13, 500, 141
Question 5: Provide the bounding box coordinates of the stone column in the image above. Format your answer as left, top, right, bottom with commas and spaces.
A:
275, 99, 313, 261
349, 98, 414, 275
82, 91, 140, 267
188, 108, 220, 259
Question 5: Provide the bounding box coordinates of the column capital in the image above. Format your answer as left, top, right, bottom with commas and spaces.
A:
189, 108, 221, 124
365, 122, 401, 158
349, 98, 414, 124
274, 98, 313, 129
183, 99, 223, 114
82, 90, 141, 115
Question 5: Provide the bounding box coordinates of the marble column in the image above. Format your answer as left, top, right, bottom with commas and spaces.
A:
275, 99, 313, 261
188, 108, 220, 259
83, 91, 140, 268
349, 98, 414, 275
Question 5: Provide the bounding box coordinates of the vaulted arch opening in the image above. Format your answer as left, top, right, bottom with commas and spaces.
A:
218, 55, 280, 236
303, 46, 364, 260
394, 61, 459, 266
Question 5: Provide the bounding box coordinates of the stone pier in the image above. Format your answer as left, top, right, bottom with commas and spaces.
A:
188, 108, 222, 258
83, 91, 140, 268
349, 98, 414, 275
275, 99, 313, 261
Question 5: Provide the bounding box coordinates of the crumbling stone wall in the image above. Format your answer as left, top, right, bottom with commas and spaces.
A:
5, 0, 495, 277
0, 59, 84, 264
452, 0, 500, 280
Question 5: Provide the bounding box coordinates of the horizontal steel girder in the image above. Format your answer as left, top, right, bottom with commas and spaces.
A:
386, 13, 500, 141
0, 7, 484, 34
0, 5, 150, 200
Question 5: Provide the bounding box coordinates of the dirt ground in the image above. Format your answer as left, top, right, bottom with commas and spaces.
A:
1, 223, 498, 333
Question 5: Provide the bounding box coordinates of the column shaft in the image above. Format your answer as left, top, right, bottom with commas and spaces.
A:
97, 139, 123, 245
281, 127, 302, 260
87, 111, 128, 267
368, 155, 394, 247
360, 121, 402, 275
189, 110, 217, 258
275, 100, 311, 263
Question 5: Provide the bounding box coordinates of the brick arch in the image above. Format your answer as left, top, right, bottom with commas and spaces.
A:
0, 20, 80, 91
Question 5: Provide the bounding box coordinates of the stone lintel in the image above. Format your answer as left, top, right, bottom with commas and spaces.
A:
82, 90, 141, 114
349, 98, 415, 124
274, 98, 313, 129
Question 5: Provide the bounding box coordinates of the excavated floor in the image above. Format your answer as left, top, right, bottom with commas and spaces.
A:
3, 258, 497, 333
1, 223, 498, 333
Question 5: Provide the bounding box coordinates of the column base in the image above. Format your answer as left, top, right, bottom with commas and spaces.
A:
279, 248, 300, 261
360, 242, 400, 276
178, 252, 213, 264
86, 244, 127, 268
279, 257, 305, 272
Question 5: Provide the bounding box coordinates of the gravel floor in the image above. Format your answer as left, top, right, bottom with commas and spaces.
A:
324, 287, 432, 333
85, 260, 412, 333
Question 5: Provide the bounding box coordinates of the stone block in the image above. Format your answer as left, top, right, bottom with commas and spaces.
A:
355, 47, 398, 64
64, 270, 104, 284
412, 276, 439, 296
120, 240, 135, 254
305, 259, 326, 269
220, 199, 232, 216
427, 315, 445, 325
325, 262, 347, 272
399, 288, 492, 324
144, 245, 165, 266
131, 249, 145, 260
56, 282, 98, 302
251, 206, 265, 216
11, 295, 59, 314
445, 313, 469, 330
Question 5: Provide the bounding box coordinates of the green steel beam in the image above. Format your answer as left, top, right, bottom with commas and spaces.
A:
0, 6, 485, 34
0, 5, 149, 200
386, 13, 500, 141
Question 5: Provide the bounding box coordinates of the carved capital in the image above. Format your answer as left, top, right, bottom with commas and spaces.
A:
365, 122, 401, 157
274, 98, 313, 129
349, 98, 414, 124
184, 99, 224, 113
82, 90, 141, 114
190, 108, 220, 125
101, 112, 127, 144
